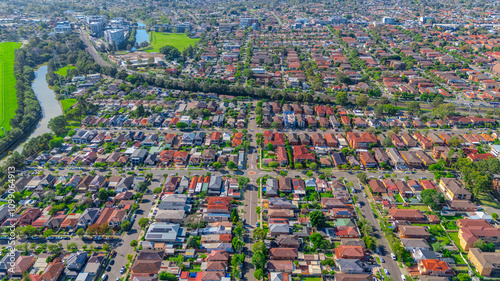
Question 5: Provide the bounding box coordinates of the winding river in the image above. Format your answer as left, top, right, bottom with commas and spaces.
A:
12, 65, 62, 154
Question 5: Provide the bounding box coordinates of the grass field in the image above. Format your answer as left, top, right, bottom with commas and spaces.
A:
55, 65, 75, 77
61, 98, 77, 112
145, 32, 200, 53
0, 42, 21, 135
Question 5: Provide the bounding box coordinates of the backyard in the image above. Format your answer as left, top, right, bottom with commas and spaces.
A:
145, 32, 200, 53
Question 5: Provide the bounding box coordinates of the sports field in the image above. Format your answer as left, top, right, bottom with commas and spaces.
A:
0, 42, 21, 135
145, 32, 199, 53
55, 65, 76, 77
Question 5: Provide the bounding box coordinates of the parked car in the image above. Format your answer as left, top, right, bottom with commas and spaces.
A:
390, 253, 396, 260
102, 274, 108, 281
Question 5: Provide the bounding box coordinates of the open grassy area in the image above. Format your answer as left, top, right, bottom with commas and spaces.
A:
397, 205, 430, 211
55, 65, 75, 77
448, 232, 463, 251
302, 278, 322, 281
145, 32, 200, 53
0, 42, 21, 135
61, 98, 77, 112
477, 192, 500, 210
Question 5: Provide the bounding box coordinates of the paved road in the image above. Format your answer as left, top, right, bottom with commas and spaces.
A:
356, 183, 404, 281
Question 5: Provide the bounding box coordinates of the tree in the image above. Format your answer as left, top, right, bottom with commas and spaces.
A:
432, 96, 444, 107
308, 162, 318, 170
232, 237, 244, 252
187, 236, 200, 249
254, 269, 264, 280
130, 240, 138, 247
48, 115, 67, 136
448, 136, 463, 148
356, 94, 368, 108
407, 101, 420, 113
336, 92, 348, 106
457, 273, 471, 281
252, 250, 266, 269
23, 271, 32, 281
76, 228, 85, 237
231, 209, 239, 223
227, 161, 237, 170
492, 213, 498, 221
43, 229, 53, 238
420, 189, 445, 210
176, 122, 188, 129
159, 45, 181, 61
382, 136, 393, 147
98, 188, 110, 201
253, 241, 266, 254
269, 161, 278, 168
153, 187, 163, 194
159, 272, 179, 281
138, 218, 150, 229
266, 143, 274, 151
121, 220, 131, 231
309, 210, 326, 227
356, 173, 368, 184
310, 232, 324, 250
253, 228, 266, 241
213, 162, 222, 169
243, 68, 254, 79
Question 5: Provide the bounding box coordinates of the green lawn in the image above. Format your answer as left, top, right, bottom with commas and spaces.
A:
145, 32, 200, 53
397, 205, 430, 211
477, 192, 500, 210
55, 65, 75, 77
0, 42, 21, 135
61, 98, 77, 112
448, 232, 463, 251
302, 278, 322, 281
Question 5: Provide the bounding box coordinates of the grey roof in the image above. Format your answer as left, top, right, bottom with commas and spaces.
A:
209, 176, 222, 190
269, 224, 290, 234
131, 149, 148, 159
400, 238, 430, 250
158, 194, 188, 211
337, 259, 364, 274
65, 251, 88, 271
145, 222, 185, 243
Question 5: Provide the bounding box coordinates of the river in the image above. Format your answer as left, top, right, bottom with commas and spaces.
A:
134, 22, 149, 48
12, 65, 62, 154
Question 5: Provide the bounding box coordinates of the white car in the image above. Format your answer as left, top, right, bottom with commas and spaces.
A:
390, 253, 396, 260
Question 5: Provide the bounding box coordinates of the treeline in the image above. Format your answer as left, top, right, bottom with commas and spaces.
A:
46, 34, 117, 95
117, 70, 329, 104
